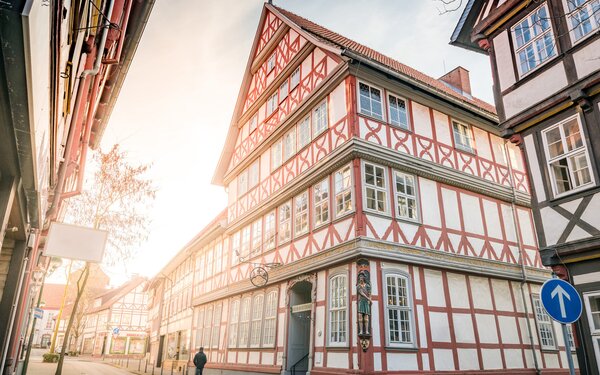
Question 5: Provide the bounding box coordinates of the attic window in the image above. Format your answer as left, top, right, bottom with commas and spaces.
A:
267, 53, 276, 73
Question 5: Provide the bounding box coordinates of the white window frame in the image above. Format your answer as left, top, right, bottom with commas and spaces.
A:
250, 294, 264, 348
294, 191, 309, 236
267, 92, 278, 117
363, 162, 388, 214
211, 303, 221, 349
264, 210, 276, 251
314, 178, 330, 228
283, 128, 296, 161
251, 219, 262, 256
249, 159, 260, 189
328, 273, 348, 347
584, 291, 600, 374
249, 114, 258, 134
358, 81, 384, 120
387, 93, 410, 130
312, 100, 329, 137
278, 200, 292, 244
231, 231, 240, 264
238, 297, 251, 348
532, 294, 557, 350
383, 270, 415, 348
267, 52, 276, 73
262, 290, 278, 347
393, 171, 419, 222
228, 300, 240, 348
334, 164, 353, 217
203, 304, 213, 347
511, 3, 557, 77
196, 308, 205, 348
240, 225, 251, 259
541, 114, 595, 197
563, 0, 600, 44
452, 120, 475, 153
297, 116, 311, 150
238, 170, 248, 197
271, 139, 283, 171
279, 80, 289, 102
290, 67, 301, 89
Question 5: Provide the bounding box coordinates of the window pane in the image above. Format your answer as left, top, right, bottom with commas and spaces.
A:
589, 295, 600, 330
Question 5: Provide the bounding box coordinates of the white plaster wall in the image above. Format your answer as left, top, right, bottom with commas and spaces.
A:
433, 110, 451, 145
482, 199, 502, 239
498, 316, 520, 344
417, 305, 427, 349
470, 276, 493, 310
315, 305, 325, 347
447, 273, 469, 308
573, 36, 600, 79
461, 193, 484, 235
301, 54, 313, 85
441, 188, 461, 231
387, 352, 419, 371
248, 351, 260, 364
262, 352, 274, 365
419, 178, 441, 227
491, 135, 508, 166
540, 206, 570, 246
457, 349, 479, 370
327, 352, 348, 368
329, 81, 347, 125
424, 269, 445, 307
517, 208, 536, 246
453, 314, 475, 343
501, 204, 517, 242
482, 348, 503, 369
476, 314, 498, 343
503, 62, 568, 118
493, 30, 517, 91
491, 279, 513, 311
505, 348, 524, 368
228, 179, 237, 206
473, 127, 492, 161
524, 135, 546, 202
433, 349, 455, 371
412, 102, 432, 138
430, 312, 451, 342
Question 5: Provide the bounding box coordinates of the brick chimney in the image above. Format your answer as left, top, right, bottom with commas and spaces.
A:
439, 66, 471, 96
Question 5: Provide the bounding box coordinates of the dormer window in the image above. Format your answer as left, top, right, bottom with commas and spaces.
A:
565, 0, 600, 42
511, 4, 556, 76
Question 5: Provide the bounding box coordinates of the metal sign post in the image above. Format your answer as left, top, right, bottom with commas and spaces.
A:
540, 278, 582, 375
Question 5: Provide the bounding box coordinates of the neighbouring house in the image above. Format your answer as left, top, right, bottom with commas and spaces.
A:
31, 284, 65, 348
451, 1, 600, 373
149, 3, 575, 374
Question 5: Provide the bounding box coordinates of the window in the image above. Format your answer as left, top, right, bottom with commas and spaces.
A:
251, 219, 262, 256
335, 165, 353, 216
394, 172, 418, 221
384, 273, 414, 346
358, 82, 383, 120
283, 128, 296, 161
203, 305, 213, 347
250, 295, 264, 347
262, 291, 278, 347
294, 191, 309, 236
566, 0, 600, 42
232, 231, 240, 264
532, 294, 556, 349
312, 101, 328, 137
388, 94, 409, 129
297, 116, 311, 150
452, 120, 474, 152
279, 80, 289, 102
228, 300, 239, 348
267, 53, 276, 73
238, 170, 248, 196
585, 292, 600, 333
264, 211, 276, 250
543, 115, 594, 196
241, 225, 251, 259
239, 297, 251, 348
212, 303, 221, 348
291, 67, 300, 89
278, 201, 292, 243
249, 160, 260, 189
329, 274, 348, 346
215, 242, 223, 274
511, 4, 556, 76
364, 163, 387, 213
249, 114, 258, 134
271, 139, 282, 171
314, 178, 329, 227
267, 92, 278, 116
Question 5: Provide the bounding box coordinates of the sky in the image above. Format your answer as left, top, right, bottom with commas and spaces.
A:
93, 0, 494, 284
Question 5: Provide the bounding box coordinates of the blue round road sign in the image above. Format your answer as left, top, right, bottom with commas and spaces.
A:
540, 279, 582, 324
113, 327, 120, 335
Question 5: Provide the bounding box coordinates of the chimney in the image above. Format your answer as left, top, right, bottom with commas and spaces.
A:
439, 66, 471, 96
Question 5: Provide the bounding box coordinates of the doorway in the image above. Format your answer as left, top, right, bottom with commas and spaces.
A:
286, 281, 312, 375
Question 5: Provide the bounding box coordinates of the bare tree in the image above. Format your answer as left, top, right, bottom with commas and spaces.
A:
434, 0, 463, 15
55, 144, 156, 375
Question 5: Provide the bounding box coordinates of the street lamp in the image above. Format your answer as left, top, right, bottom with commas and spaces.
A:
22, 256, 63, 374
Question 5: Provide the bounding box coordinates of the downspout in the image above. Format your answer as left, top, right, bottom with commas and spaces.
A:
504, 140, 541, 375
44, 0, 116, 224
102, 0, 132, 65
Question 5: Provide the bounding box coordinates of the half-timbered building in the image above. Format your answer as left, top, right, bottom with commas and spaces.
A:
451, 1, 600, 373
152, 4, 576, 374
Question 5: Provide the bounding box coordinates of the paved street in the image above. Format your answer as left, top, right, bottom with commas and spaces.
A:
25, 349, 133, 375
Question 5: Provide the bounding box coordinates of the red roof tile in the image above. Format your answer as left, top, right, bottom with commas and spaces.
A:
272, 5, 496, 116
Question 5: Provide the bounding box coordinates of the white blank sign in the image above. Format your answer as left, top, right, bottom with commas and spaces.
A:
44, 222, 108, 263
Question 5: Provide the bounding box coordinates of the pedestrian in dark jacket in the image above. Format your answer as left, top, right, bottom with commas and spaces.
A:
193, 347, 207, 375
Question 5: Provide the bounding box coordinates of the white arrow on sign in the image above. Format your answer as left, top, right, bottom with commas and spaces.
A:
551, 284, 571, 318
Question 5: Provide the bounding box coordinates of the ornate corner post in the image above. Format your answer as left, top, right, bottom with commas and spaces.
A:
356, 259, 372, 352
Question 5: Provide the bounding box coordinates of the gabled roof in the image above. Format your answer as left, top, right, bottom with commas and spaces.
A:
213, 4, 496, 185
86, 275, 147, 313
450, 0, 486, 53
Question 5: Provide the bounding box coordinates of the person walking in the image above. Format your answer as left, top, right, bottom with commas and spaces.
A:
193, 347, 207, 375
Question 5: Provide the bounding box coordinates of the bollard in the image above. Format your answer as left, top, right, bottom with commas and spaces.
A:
139, 358, 141, 371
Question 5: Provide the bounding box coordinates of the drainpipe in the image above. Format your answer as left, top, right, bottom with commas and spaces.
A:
102, 0, 132, 65
503, 140, 541, 375
45, 0, 116, 224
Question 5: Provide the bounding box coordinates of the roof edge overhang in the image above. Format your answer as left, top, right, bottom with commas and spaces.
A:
449, 0, 487, 54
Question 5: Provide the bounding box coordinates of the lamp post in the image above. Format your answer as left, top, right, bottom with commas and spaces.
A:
22, 257, 62, 374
